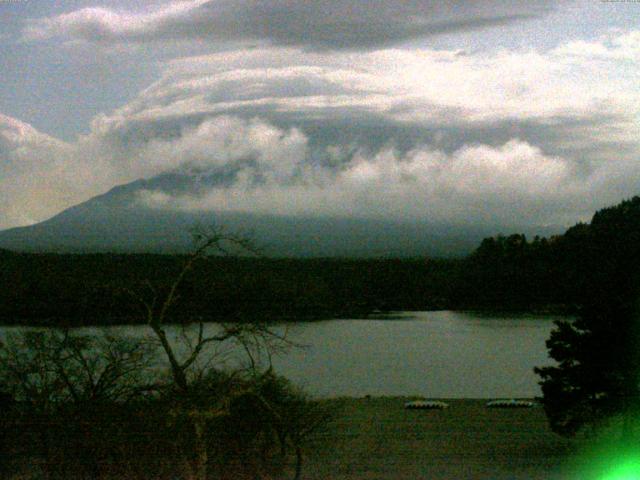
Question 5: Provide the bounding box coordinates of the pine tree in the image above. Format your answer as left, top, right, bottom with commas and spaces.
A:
535, 197, 640, 438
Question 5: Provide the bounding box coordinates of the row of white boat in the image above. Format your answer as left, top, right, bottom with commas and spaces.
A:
403, 399, 536, 410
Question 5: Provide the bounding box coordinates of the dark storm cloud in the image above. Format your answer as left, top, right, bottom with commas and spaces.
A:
25, 0, 554, 50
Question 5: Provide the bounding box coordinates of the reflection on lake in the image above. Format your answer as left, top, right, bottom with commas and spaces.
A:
0, 311, 561, 398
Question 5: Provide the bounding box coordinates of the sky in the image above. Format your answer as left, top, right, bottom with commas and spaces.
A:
0, 0, 639, 231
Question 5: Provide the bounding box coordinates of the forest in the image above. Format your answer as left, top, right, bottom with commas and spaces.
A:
2, 196, 640, 326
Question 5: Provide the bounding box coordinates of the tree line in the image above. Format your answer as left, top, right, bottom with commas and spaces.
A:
0, 250, 460, 326
0, 220, 609, 326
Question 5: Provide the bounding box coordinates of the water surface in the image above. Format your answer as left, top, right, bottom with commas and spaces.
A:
0, 311, 560, 398
270, 311, 558, 398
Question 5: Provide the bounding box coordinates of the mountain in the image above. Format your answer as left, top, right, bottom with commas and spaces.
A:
0, 174, 563, 257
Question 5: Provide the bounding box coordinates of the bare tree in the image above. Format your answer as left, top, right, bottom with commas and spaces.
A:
0, 329, 158, 478
0, 330, 156, 410
129, 225, 291, 480
253, 371, 335, 480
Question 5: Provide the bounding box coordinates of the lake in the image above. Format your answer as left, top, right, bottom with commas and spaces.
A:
0, 311, 560, 398
271, 311, 558, 398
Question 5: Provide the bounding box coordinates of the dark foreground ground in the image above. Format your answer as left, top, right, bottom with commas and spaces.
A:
304, 397, 579, 480
6, 397, 591, 479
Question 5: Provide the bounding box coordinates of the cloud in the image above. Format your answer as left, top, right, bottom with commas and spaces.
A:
102, 42, 639, 152
553, 30, 640, 61
113, 115, 308, 182
136, 138, 589, 226
0, 114, 78, 228
0, 111, 308, 229
24, 0, 553, 50
23, 1, 210, 42
0, 107, 581, 229
3, 32, 640, 230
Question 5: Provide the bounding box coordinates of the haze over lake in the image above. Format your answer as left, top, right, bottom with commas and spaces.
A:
0, 311, 558, 398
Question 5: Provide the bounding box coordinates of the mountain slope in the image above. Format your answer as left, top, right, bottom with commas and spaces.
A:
0, 175, 563, 257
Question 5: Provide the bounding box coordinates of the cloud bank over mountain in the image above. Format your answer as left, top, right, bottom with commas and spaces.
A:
1, 2, 639, 232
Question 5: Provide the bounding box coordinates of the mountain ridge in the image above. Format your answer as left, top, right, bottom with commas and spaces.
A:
0, 174, 565, 257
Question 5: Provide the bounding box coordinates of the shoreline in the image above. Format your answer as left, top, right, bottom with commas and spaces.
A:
0, 308, 571, 328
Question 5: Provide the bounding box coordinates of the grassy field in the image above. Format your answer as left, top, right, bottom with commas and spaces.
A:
302, 397, 579, 480
5, 397, 602, 479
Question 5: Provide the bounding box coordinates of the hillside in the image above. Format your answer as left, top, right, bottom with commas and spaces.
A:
0, 175, 560, 258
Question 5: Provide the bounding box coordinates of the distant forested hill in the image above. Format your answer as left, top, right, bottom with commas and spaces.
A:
453, 196, 640, 311
2, 196, 640, 326
0, 254, 463, 325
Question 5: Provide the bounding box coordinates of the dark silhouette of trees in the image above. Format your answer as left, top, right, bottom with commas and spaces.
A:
247, 371, 334, 480
0, 389, 13, 477
0, 327, 329, 479
0, 330, 161, 478
535, 196, 640, 439
0, 252, 461, 326
535, 300, 640, 437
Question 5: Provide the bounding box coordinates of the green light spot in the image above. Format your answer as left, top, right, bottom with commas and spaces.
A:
601, 458, 640, 480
